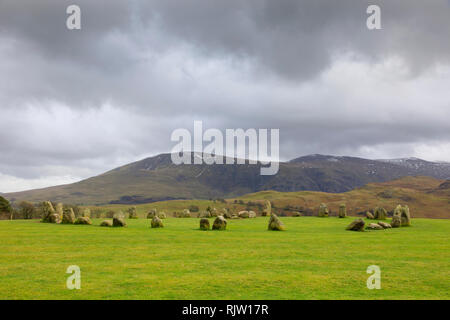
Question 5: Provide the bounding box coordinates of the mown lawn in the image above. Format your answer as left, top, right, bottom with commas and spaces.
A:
0, 217, 448, 299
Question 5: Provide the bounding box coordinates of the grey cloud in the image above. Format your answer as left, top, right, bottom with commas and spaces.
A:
0, 0, 450, 191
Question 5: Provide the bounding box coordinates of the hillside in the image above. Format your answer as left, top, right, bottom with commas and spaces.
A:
4, 153, 450, 205
87, 176, 450, 219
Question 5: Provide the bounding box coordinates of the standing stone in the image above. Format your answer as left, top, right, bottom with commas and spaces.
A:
366, 223, 384, 230
41, 201, 56, 223
147, 209, 157, 219
394, 204, 411, 226
183, 209, 191, 218
199, 218, 210, 230
338, 204, 347, 218
366, 211, 374, 219
210, 208, 218, 217
75, 217, 92, 225
219, 208, 228, 217
113, 216, 126, 227
248, 211, 256, 218
374, 207, 387, 220
151, 216, 164, 228
346, 218, 365, 231
158, 212, 167, 219
55, 203, 64, 220
318, 203, 329, 217
62, 207, 76, 224
390, 215, 401, 228
212, 216, 227, 230
378, 221, 392, 229
268, 214, 285, 231
128, 206, 138, 219
48, 213, 61, 224
100, 220, 113, 227
261, 200, 272, 217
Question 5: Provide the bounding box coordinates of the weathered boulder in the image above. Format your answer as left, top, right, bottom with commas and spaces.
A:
374, 207, 387, 220
219, 208, 228, 217
151, 216, 164, 228
100, 220, 113, 227
338, 204, 347, 218
147, 209, 157, 219
199, 218, 210, 230
390, 215, 401, 228
366, 211, 374, 219
62, 208, 76, 224
223, 210, 233, 219
366, 223, 384, 230
268, 214, 285, 231
293, 212, 302, 217
394, 205, 411, 226
113, 216, 126, 227
238, 211, 249, 218
248, 211, 256, 218
75, 217, 92, 225
128, 206, 138, 219
346, 218, 365, 231
378, 221, 392, 229
261, 200, 272, 217
212, 216, 227, 230
318, 203, 329, 217
41, 201, 56, 223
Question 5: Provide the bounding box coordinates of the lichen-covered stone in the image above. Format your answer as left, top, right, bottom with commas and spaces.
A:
366, 211, 374, 219
100, 220, 113, 227
151, 216, 164, 228
48, 213, 61, 224
128, 206, 138, 219
183, 209, 191, 218
261, 200, 272, 217
378, 221, 391, 229
374, 207, 387, 220
318, 203, 329, 217
147, 209, 157, 219
366, 223, 384, 230
238, 211, 249, 218
212, 216, 227, 230
62, 207, 76, 224
41, 201, 56, 223
248, 211, 256, 218
113, 216, 126, 227
158, 212, 167, 219
338, 204, 347, 218
390, 215, 401, 228
346, 218, 365, 231
268, 214, 285, 231
55, 203, 64, 220
199, 218, 210, 230
75, 217, 92, 225
394, 204, 411, 226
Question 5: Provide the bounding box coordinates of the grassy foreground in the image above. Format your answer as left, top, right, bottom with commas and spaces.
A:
0, 217, 449, 300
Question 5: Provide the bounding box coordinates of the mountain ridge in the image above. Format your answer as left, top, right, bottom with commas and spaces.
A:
4, 153, 450, 205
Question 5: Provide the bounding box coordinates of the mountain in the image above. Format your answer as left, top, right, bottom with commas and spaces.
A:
4, 153, 450, 205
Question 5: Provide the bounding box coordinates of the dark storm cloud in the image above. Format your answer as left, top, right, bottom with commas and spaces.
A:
0, 0, 449, 191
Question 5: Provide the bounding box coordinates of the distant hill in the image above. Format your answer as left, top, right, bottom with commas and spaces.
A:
4, 153, 450, 205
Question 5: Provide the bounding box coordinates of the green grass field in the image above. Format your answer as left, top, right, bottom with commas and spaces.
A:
0, 217, 449, 300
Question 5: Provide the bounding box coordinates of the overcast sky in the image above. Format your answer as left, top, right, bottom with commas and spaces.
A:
1, 0, 450, 192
